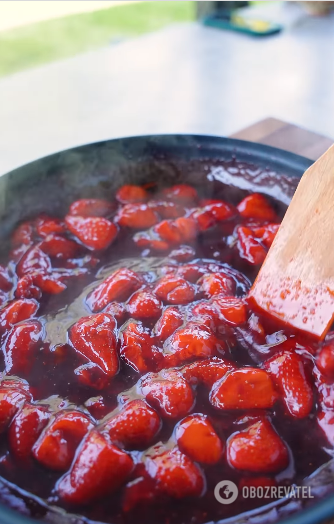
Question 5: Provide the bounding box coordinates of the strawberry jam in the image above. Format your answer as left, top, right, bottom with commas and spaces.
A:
0, 175, 333, 524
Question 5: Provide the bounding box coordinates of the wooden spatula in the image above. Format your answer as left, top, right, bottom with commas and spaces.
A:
249, 144, 334, 341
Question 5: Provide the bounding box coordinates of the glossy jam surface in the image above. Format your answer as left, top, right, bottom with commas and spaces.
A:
0, 171, 333, 524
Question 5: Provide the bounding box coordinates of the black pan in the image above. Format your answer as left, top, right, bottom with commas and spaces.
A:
0, 135, 333, 524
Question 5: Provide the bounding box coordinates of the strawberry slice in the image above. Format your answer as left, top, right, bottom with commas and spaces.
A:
101, 399, 161, 448
237, 226, 267, 265
181, 357, 236, 387
237, 193, 277, 221
264, 351, 313, 418
3, 320, 43, 375
9, 403, 50, 460
154, 275, 195, 305
153, 307, 183, 341
212, 296, 247, 325
164, 322, 222, 367
0, 299, 39, 333
15, 275, 42, 300
316, 343, 334, 379
84, 396, 108, 420
17, 245, 52, 277
250, 223, 280, 248
35, 215, 65, 237
162, 184, 198, 205
65, 215, 118, 250
39, 235, 79, 259
210, 368, 277, 410
120, 321, 156, 373
175, 414, 223, 464
116, 185, 148, 204
154, 220, 183, 244
69, 199, 114, 217
227, 418, 289, 472
117, 204, 159, 229
57, 430, 134, 505
145, 448, 204, 498
0, 386, 32, 433
87, 268, 142, 312
140, 371, 194, 419
33, 410, 94, 471
69, 313, 119, 379
174, 217, 198, 242
198, 272, 236, 298
127, 291, 162, 320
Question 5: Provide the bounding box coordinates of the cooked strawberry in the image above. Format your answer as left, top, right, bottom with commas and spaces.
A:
12, 222, 34, 247
191, 208, 216, 231
204, 201, 237, 222
140, 371, 194, 419
69, 199, 113, 217
57, 430, 134, 505
39, 235, 79, 259
316, 343, 334, 379
164, 322, 222, 367
212, 296, 247, 325
101, 399, 161, 448
122, 475, 157, 512
146, 448, 204, 498
103, 302, 127, 324
3, 320, 43, 375
317, 411, 334, 446
116, 185, 148, 204
87, 268, 142, 312
127, 291, 162, 320
210, 368, 277, 410
174, 217, 198, 242
65, 215, 118, 250
0, 299, 39, 333
0, 387, 32, 433
9, 403, 50, 460
237, 226, 267, 265
169, 245, 196, 262
227, 418, 289, 472
154, 275, 195, 305
84, 396, 108, 420
15, 275, 42, 300
251, 223, 280, 248
0, 265, 13, 292
133, 231, 169, 252
175, 414, 223, 464
237, 193, 277, 221
162, 184, 198, 205
32, 273, 67, 294
35, 215, 65, 237
117, 204, 159, 229
264, 351, 313, 418
181, 357, 236, 387
16, 245, 52, 277
33, 411, 94, 471
69, 313, 118, 378
198, 272, 235, 298
153, 307, 183, 341
154, 220, 182, 244
120, 321, 153, 373
74, 362, 111, 390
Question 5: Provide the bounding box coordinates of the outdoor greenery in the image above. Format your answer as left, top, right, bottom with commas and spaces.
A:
0, 1, 194, 77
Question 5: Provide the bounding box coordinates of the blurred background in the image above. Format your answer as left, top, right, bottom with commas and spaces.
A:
0, 0, 334, 174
